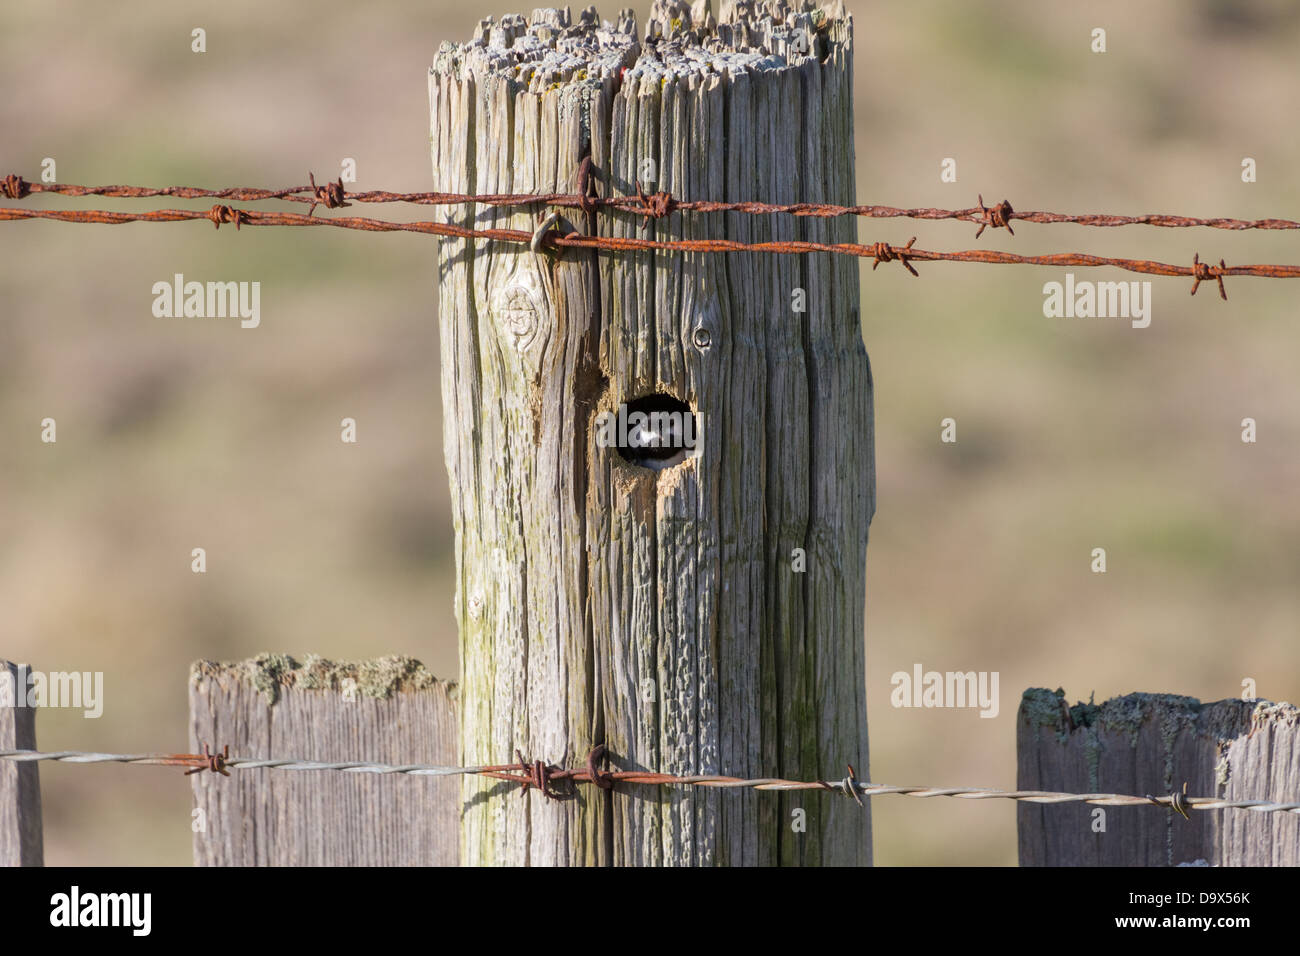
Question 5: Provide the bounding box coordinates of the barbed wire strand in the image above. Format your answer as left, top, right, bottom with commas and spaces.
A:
0, 205, 1288, 296
2, 748, 1296, 815
7, 174, 1300, 234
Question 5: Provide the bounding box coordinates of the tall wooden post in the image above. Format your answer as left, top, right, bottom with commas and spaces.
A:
430, 1, 872, 866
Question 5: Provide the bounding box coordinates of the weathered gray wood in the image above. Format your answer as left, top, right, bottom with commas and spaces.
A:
189, 655, 458, 866
1218, 700, 1300, 865
0, 660, 43, 866
1018, 688, 1300, 866
431, 0, 872, 866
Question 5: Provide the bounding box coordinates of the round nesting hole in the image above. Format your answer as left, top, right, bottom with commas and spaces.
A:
608, 393, 698, 471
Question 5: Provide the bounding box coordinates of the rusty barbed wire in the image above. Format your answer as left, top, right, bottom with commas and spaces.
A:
0, 746, 232, 774
2, 747, 1297, 816
8, 172, 1300, 235
2, 203, 1293, 297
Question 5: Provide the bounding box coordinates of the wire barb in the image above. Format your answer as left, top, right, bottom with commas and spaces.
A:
206, 204, 248, 230
633, 179, 676, 228
514, 750, 563, 800
307, 172, 350, 216
1190, 252, 1228, 300
182, 742, 231, 776
1, 174, 30, 200
868, 236, 919, 276
1146, 781, 1192, 821
836, 763, 864, 806
975, 194, 1014, 239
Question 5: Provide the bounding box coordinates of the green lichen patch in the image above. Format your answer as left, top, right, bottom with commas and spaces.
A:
1020, 687, 1213, 747
1019, 687, 1101, 744
1019, 687, 1068, 731
1082, 726, 1103, 791
190, 653, 450, 706
1093, 693, 1201, 748
1068, 691, 1101, 732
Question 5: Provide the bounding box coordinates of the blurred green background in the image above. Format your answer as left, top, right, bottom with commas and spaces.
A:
1, 0, 1297, 865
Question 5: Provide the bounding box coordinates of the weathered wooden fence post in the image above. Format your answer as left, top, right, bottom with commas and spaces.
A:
189, 655, 458, 865
430, 0, 873, 865
0, 660, 43, 866
1018, 688, 1300, 866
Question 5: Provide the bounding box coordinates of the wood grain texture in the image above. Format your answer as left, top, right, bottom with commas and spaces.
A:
0, 661, 43, 866
189, 655, 458, 866
432, 0, 872, 866
1017, 688, 1300, 866
1217, 700, 1300, 866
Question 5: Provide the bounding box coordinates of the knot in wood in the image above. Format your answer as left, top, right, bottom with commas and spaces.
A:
308, 172, 350, 215
1189, 252, 1228, 300
975, 194, 1014, 239
207, 204, 248, 231
1, 174, 30, 200
491, 282, 544, 350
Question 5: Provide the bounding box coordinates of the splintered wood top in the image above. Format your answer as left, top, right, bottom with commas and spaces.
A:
432, 1, 851, 84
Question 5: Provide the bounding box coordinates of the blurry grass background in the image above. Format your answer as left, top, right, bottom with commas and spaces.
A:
1, 0, 1298, 865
